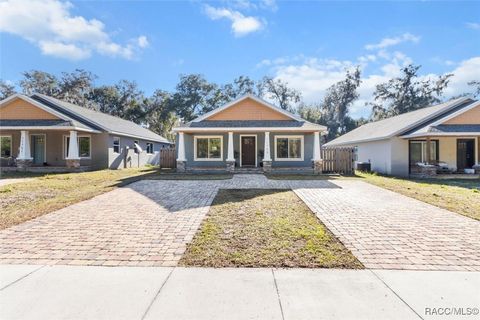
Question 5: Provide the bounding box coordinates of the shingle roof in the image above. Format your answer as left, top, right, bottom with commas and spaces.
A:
0, 119, 72, 127
31, 94, 171, 143
430, 124, 480, 133
177, 120, 325, 130
325, 97, 475, 146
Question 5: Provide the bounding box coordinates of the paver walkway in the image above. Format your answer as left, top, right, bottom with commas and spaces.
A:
1, 175, 479, 270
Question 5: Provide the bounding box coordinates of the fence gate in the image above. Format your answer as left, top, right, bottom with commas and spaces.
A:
321, 147, 355, 175
159, 148, 176, 168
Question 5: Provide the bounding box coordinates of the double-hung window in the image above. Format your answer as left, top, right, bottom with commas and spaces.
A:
194, 136, 223, 161
146, 142, 154, 154
409, 140, 439, 164
275, 136, 304, 161
113, 137, 120, 153
0, 136, 12, 158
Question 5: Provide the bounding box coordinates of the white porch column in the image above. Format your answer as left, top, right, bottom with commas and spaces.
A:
66, 130, 80, 159
17, 130, 32, 160
312, 131, 322, 161
263, 131, 272, 161
176, 132, 186, 161
227, 132, 235, 161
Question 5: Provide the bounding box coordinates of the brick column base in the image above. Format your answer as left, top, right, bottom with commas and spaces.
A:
176, 160, 186, 173
66, 159, 81, 168
262, 160, 272, 173
313, 160, 323, 174
226, 161, 235, 173
16, 159, 33, 169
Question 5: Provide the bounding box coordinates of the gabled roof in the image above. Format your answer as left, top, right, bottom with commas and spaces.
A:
325, 97, 476, 146
30, 94, 171, 143
192, 94, 303, 122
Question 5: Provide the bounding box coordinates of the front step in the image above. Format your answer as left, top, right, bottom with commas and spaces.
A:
234, 167, 263, 174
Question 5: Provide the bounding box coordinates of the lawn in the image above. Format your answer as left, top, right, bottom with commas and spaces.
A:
180, 189, 363, 268
355, 172, 480, 221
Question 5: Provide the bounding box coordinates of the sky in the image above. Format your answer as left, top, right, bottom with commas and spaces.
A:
1, 0, 479, 118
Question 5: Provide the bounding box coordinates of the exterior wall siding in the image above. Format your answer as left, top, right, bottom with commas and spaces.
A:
0, 99, 59, 120
353, 139, 393, 175
206, 98, 291, 121
444, 105, 480, 124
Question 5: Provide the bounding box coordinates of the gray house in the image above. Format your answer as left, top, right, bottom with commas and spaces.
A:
173, 94, 327, 173
0, 93, 171, 171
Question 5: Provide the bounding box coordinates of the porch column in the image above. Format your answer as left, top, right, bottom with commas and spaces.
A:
312, 131, 323, 174
66, 130, 80, 168
176, 132, 187, 172
262, 132, 272, 172
425, 137, 431, 165
226, 132, 235, 172
16, 130, 33, 168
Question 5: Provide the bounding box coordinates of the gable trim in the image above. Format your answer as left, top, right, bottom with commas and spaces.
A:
429, 100, 480, 126
192, 94, 302, 122
0, 94, 71, 122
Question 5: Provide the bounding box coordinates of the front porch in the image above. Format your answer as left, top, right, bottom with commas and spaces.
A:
407, 135, 480, 178
1, 129, 100, 171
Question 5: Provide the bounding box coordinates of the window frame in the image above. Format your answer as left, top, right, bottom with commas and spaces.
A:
146, 142, 154, 154
274, 135, 304, 161
113, 136, 121, 154
63, 134, 91, 159
408, 140, 439, 164
193, 135, 223, 161
0, 135, 12, 159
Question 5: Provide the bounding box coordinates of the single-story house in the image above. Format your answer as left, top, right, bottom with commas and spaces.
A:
0, 93, 171, 171
324, 97, 480, 177
173, 94, 327, 173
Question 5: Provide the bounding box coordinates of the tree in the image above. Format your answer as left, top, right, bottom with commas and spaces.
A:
171, 74, 224, 122
322, 67, 362, 139
368, 64, 452, 120
0, 80, 16, 100
259, 76, 301, 111
221, 76, 259, 99
467, 80, 480, 98
57, 69, 96, 107
20, 70, 59, 96
144, 90, 179, 141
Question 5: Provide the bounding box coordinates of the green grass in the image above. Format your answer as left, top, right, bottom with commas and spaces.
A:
180, 189, 363, 268
356, 172, 480, 221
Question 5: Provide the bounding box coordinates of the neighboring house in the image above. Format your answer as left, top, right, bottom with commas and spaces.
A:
0, 94, 171, 171
173, 94, 327, 173
325, 97, 480, 177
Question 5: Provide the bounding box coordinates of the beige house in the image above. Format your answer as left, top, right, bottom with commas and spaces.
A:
0, 94, 171, 171
173, 94, 327, 173
325, 97, 480, 177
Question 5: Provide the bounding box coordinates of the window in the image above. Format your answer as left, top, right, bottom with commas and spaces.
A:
353, 146, 358, 161
0, 136, 12, 158
275, 136, 303, 161
113, 137, 120, 153
194, 136, 223, 160
134, 140, 139, 154
409, 140, 439, 164
64, 135, 91, 159
146, 142, 154, 154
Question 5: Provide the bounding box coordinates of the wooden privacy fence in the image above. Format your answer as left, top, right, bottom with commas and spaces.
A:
321, 147, 355, 175
159, 148, 176, 168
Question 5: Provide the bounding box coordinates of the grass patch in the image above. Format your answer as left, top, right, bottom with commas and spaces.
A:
180, 189, 363, 268
356, 171, 480, 221
0, 167, 160, 230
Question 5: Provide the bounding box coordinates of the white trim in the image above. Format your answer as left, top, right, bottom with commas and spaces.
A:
239, 134, 257, 167
30, 133, 47, 164
0, 126, 100, 133
62, 134, 92, 159
191, 94, 302, 122
274, 135, 304, 161
0, 135, 12, 158
173, 126, 327, 133
401, 132, 480, 139
0, 94, 71, 121
193, 135, 224, 161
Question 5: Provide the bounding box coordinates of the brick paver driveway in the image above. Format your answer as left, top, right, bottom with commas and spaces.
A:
1, 175, 479, 270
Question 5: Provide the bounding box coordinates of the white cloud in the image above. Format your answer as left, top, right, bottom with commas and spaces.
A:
365, 33, 420, 50
0, 0, 148, 60
204, 5, 264, 37
258, 36, 479, 118
466, 22, 480, 30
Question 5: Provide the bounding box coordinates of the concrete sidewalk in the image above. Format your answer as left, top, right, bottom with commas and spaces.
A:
1, 265, 479, 320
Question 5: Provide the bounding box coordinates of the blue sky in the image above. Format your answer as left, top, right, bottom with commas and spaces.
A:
1, 0, 479, 118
